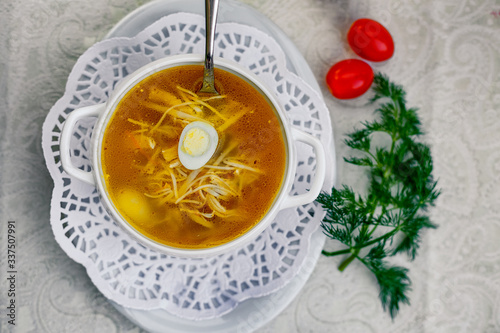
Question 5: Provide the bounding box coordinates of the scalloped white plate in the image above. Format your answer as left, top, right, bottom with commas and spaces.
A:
104, 1, 335, 332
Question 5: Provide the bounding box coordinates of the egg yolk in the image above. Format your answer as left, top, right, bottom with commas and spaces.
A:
181, 127, 210, 156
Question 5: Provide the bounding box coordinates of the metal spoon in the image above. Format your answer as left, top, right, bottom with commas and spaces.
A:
199, 0, 220, 95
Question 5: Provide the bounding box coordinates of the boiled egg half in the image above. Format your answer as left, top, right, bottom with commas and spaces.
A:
178, 121, 219, 170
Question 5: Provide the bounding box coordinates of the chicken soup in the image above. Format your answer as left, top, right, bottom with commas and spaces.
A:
101, 65, 287, 248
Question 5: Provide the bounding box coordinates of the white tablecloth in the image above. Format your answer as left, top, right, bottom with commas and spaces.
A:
1, 0, 499, 332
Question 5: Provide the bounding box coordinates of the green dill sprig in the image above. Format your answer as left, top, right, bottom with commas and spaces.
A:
317, 73, 440, 319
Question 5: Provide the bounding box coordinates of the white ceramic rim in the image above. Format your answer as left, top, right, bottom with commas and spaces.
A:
90, 54, 297, 257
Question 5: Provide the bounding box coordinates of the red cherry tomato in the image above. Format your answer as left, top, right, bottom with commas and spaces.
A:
347, 18, 394, 62
326, 59, 374, 99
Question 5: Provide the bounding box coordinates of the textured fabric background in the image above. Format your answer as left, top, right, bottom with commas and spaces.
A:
1, 0, 500, 332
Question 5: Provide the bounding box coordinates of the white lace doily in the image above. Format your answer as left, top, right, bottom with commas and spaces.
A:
41, 13, 334, 320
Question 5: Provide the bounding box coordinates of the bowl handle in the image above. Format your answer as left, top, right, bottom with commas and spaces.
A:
60, 104, 106, 186
280, 128, 327, 210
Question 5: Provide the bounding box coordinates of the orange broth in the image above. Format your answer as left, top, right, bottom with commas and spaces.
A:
101, 65, 287, 248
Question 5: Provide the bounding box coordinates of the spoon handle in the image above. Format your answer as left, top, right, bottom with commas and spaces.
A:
205, 0, 219, 71
200, 0, 220, 94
